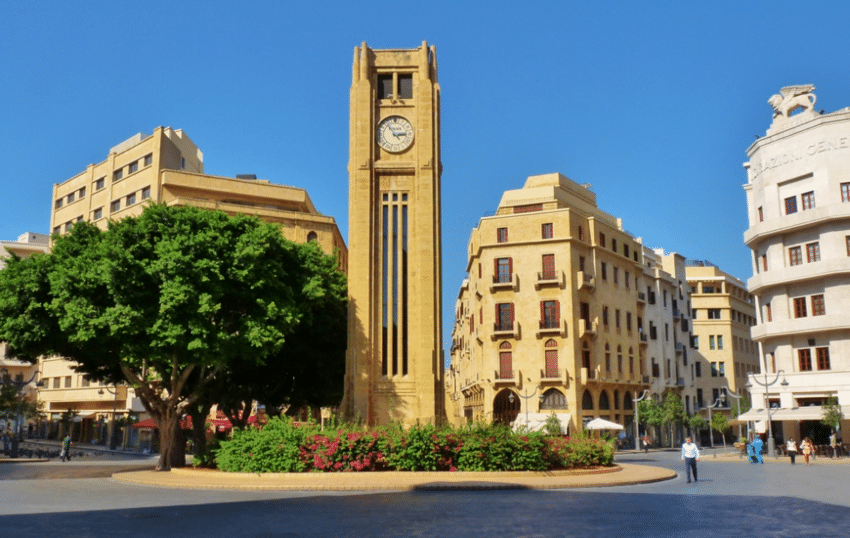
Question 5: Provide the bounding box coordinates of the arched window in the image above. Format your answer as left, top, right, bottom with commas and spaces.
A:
605, 343, 611, 372
629, 347, 634, 374
599, 390, 610, 410
544, 339, 558, 378
541, 388, 567, 410
582, 389, 594, 410
307, 231, 318, 243
614, 389, 620, 410
493, 389, 520, 426
623, 391, 634, 410
499, 342, 512, 380
617, 345, 623, 373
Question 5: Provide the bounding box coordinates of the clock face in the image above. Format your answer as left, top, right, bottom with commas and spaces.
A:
376, 116, 414, 153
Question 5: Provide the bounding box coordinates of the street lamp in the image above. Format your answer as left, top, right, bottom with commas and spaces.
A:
98, 385, 119, 450
632, 389, 649, 451
746, 370, 788, 458
1, 368, 41, 459
507, 382, 540, 429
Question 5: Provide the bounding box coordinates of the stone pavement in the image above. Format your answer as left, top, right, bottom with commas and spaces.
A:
112, 462, 675, 491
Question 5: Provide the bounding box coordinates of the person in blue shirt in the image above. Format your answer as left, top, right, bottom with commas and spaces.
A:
681, 437, 700, 483
752, 436, 765, 464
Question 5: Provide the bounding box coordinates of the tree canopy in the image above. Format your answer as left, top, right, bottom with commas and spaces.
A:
0, 204, 347, 470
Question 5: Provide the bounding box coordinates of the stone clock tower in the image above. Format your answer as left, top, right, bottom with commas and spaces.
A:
342, 41, 444, 426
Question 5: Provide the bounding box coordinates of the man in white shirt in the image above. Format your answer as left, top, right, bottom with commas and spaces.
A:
681, 437, 700, 483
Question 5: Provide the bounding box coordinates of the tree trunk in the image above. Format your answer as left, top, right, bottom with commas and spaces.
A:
188, 402, 212, 466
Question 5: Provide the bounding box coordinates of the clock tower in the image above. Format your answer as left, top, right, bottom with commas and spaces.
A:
342, 42, 444, 426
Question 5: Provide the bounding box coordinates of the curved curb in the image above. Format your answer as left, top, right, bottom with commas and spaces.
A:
111, 463, 676, 491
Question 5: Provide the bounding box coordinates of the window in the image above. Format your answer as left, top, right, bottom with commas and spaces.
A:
793, 297, 807, 318
806, 242, 820, 262
55, 198, 63, 209
718, 362, 725, 376
126, 193, 136, 206
615, 309, 621, 329
307, 231, 318, 243
181, 157, 185, 169
577, 225, 584, 241
64, 221, 72, 232
602, 306, 609, 326
692, 335, 699, 350
599, 232, 606, 247
541, 300, 559, 329
142, 186, 151, 200
613, 267, 619, 284
143, 154, 153, 167
715, 335, 723, 350
788, 246, 802, 266
601, 262, 607, 280
784, 196, 797, 214
111, 200, 120, 212
497, 227, 508, 243
626, 312, 632, 331
765, 302, 772, 322
612, 238, 617, 253
707, 309, 721, 319
625, 271, 630, 289
377, 74, 393, 99
95, 177, 105, 191
496, 303, 514, 331
540, 388, 566, 409
52, 377, 60, 389
811, 294, 825, 316
578, 256, 585, 272
541, 223, 553, 239
605, 344, 611, 371
758, 206, 764, 221
113, 169, 123, 182
93, 207, 103, 220
711, 362, 718, 377
81, 376, 90, 387
64, 376, 72, 388
624, 245, 630, 258
495, 257, 512, 283
540, 254, 555, 280
397, 74, 413, 99
67, 192, 75, 203
847, 236, 850, 256
816, 347, 830, 370
696, 389, 704, 408
78, 187, 86, 198
709, 335, 715, 350
798, 349, 812, 371
695, 362, 702, 377
761, 254, 767, 271
801, 191, 815, 210
128, 161, 139, 174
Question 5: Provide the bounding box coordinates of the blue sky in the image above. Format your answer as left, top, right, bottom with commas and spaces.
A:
2, 1, 850, 353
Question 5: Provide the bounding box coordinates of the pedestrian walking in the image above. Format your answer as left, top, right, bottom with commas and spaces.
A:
752, 435, 765, 464
786, 438, 797, 464
800, 437, 814, 466
681, 436, 700, 483
642, 434, 651, 455
60, 435, 72, 462
830, 432, 839, 459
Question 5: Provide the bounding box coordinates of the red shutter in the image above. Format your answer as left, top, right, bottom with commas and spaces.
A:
540, 301, 545, 323
508, 257, 513, 279
509, 303, 515, 326
555, 300, 560, 321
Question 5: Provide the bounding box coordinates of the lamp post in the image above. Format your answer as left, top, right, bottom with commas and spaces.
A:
98, 385, 119, 450
1, 368, 41, 459
508, 382, 540, 429
706, 397, 723, 449
633, 389, 649, 451
724, 388, 743, 441
746, 370, 788, 458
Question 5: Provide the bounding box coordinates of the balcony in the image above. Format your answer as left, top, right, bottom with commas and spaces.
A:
675, 342, 684, 354
580, 366, 601, 383
491, 321, 520, 340
639, 333, 648, 345
676, 377, 685, 387
541, 368, 569, 385
490, 272, 519, 293
535, 270, 565, 290
642, 375, 650, 384
637, 291, 646, 304
493, 369, 519, 386
536, 319, 567, 339
579, 319, 598, 339
577, 270, 595, 291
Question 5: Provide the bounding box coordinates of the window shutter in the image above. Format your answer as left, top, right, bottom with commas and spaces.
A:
508, 257, 513, 278
509, 303, 515, 325
540, 301, 545, 323
555, 300, 560, 321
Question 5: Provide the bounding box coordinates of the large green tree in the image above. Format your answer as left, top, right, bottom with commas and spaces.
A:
661, 392, 685, 448
0, 204, 347, 470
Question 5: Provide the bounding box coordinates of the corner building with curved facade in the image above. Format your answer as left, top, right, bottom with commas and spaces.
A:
445, 173, 698, 438
743, 87, 850, 442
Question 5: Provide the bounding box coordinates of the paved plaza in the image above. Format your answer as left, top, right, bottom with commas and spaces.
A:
1, 449, 849, 537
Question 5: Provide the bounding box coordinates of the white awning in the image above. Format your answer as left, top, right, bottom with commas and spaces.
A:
735, 405, 850, 423
512, 412, 571, 433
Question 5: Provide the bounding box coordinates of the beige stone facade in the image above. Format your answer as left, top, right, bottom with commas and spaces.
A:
342, 42, 444, 426
742, 85, 850, 443
445, 173, 658, 435
42, 127, 346, 440
686, 262, 758, 435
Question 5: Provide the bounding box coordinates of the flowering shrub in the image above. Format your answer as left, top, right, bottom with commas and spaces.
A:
215, 418, 615, 473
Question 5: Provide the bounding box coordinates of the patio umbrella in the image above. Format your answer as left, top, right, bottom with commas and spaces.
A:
585, 417, 624, 430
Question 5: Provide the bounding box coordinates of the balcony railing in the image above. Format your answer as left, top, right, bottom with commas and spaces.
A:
490, 272, 519, 292
535, 270, 564, 289
577, 271, 595, 291
637, 291, 646, 303
491, 321, 520, 340
497, 369, 514, 380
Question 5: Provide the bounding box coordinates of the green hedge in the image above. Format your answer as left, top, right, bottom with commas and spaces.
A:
214, 417, 615, 473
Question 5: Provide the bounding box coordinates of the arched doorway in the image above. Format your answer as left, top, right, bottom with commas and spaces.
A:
493, 389, 520, 426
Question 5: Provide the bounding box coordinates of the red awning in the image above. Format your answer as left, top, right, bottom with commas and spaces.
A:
131, 416, 193, 429
209, 414, 258, 431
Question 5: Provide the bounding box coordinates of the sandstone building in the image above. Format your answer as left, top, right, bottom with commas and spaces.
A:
342, 42, 444, 426
741, 85, 850, 444
445, 173, 698, 440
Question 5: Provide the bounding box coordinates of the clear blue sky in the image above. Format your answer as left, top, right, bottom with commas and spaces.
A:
3, 1, 850, 354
